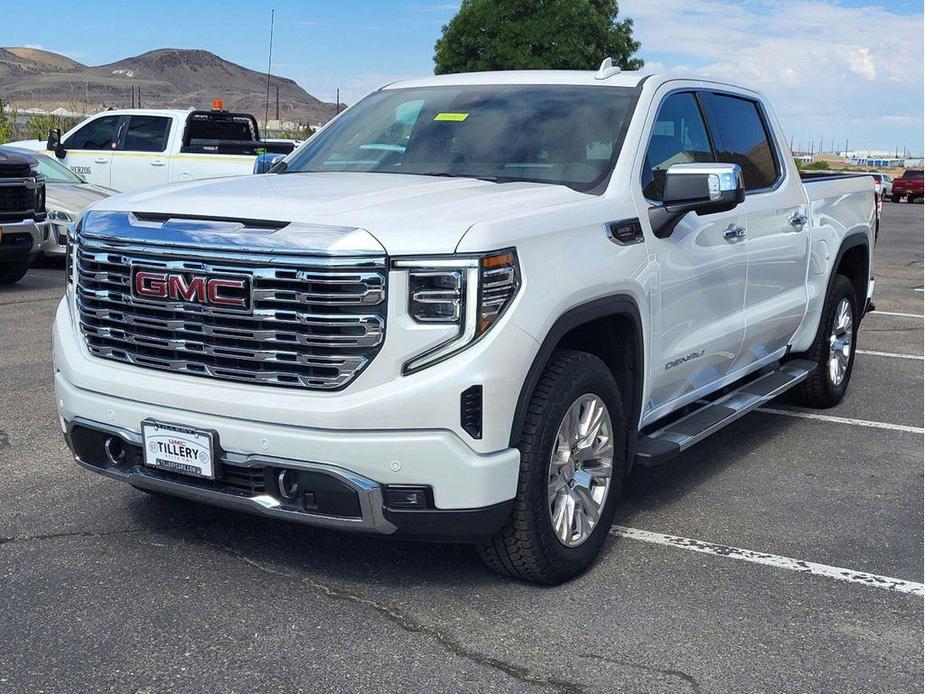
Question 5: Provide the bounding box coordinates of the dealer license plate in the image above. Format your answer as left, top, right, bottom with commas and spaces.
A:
142, 420, 215, 479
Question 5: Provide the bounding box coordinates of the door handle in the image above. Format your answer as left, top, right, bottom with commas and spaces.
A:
150, 160, 166, 167
724, 226, 746, 241
790, 212, 808, 229
93, 158, 108, 165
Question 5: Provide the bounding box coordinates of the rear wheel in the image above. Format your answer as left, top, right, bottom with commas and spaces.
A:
0, 260, 28, 285
907, 195, 916, 203
478, 350, 626, 584
890, 194, 900, 203
789, 274, 857, 408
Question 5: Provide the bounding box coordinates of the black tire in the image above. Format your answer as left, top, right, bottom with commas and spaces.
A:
890, 195, 900, 203
789, 274, 858, 408
907, 195, 915, 203
0, 260, 28, 285
477, 350, 627, 584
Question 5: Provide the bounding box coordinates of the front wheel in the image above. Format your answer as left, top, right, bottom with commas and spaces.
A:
477, 350, 626, 584
789, 274, 858, 408
0, 260, 29, 285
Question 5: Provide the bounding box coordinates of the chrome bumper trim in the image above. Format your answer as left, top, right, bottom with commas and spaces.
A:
67, 416, 397, 534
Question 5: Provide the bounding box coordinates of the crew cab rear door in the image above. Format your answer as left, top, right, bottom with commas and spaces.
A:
700, 91, 809, 371
632, 88, 748, 418
109, 115, 173, 192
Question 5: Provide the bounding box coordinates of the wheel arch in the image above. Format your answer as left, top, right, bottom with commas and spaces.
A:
509, 295, 644, 462
832, 230, 870, 319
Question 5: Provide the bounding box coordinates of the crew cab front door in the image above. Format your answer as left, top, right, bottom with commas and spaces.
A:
57, 114, 119, 188
633, 90, 748, 422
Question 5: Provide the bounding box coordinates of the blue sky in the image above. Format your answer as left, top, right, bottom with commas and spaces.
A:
3, 0, 922, 153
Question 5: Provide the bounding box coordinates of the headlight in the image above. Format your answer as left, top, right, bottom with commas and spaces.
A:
395, 249, 520, 373
48, 209, 74, 223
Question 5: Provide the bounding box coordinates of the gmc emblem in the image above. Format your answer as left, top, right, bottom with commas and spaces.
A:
131, 267, 251, 311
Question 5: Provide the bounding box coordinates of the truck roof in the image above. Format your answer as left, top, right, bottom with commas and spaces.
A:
80, 108, 194, 120
383, 70, 759, 96
386, 70, 652, 90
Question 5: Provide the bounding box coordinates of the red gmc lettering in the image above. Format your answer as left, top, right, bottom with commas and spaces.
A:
134, 271, 167, 298
167, 275, 207, 302
133, 271, 246, 308
207, 278, 247, 307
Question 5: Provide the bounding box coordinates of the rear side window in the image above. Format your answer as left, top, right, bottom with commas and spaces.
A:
903, 170, 923, 180
121, 116, 170, 152
65, 115, 120, 150
642, 92, 714, 201
704, 93, 779, 191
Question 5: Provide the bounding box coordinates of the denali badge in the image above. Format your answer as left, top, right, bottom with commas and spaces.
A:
665, 349, 705, 371
131, 267, 251, 310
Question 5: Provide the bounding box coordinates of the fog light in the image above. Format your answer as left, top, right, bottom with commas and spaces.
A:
383, 486, 431, 509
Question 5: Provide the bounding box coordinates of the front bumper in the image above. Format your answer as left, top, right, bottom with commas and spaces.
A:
42, 222, 67, 256
63, 415, 514, 540
0, 220, 44, 262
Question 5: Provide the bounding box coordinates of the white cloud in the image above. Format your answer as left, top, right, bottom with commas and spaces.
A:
620, 0, 924, 152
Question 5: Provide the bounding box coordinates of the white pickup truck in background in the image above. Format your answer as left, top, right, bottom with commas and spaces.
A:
8, 108, 295, 192
54, 66, 878, 584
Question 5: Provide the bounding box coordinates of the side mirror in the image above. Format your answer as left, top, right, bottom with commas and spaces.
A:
47, 128, 66, 158
252, 152, 284, 174
649, 163, 745, 239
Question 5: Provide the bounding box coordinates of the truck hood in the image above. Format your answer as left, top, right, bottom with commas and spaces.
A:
91, 172, 589, 254
47, 182, 112, 215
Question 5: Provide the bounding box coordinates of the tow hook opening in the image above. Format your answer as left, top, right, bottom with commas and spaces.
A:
104, 436, 126, 466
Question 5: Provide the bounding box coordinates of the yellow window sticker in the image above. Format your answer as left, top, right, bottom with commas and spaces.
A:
434, 112, 469, 122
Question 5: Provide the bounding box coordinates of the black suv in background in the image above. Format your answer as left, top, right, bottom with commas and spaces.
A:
0, 148, 46, 284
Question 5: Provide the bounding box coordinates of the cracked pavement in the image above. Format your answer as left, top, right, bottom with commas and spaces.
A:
1, 204, 922, 693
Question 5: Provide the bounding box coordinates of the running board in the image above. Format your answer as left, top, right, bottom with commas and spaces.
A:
635, 359, 816, 467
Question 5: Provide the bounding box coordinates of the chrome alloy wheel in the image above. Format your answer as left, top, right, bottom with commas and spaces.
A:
828, 298, 854, 387
547, 394, 615, 548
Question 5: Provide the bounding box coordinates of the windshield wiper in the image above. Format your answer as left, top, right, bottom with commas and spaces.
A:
416, 171, 502, 183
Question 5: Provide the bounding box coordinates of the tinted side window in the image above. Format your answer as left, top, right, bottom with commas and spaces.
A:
705, 94, 779, 191
122, 116, 171, 152
642, 92, 714, 200
65, 115, 120, 150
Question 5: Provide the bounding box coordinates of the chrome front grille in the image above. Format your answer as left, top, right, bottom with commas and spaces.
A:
75, 227, 387, 391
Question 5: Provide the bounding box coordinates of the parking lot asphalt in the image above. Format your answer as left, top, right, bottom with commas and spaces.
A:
1, 202, 922, 693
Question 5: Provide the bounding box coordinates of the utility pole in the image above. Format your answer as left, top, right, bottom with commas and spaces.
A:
275, 85, 280, 121
336, 88, 340, 115
789, 134, 794, 151
844, 139, 848, 159
264, 9, 275, 132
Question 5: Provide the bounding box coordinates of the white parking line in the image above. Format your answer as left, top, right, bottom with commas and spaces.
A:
869, 310, 924, 318
757, 407, 924, 434
856, 349, 924, 360
612, 526, 924, 597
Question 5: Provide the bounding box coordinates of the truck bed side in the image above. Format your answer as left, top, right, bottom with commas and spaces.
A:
789, 173, 877, 353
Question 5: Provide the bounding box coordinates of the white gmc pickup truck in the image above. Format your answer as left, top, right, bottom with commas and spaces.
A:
53, 66, 877, 584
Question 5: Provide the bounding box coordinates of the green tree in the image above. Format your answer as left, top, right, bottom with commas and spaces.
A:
434, 0, 642, 75
0, 99, 12, 144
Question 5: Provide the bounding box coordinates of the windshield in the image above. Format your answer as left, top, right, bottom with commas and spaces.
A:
283, 85, 637, 191
30, 152, 85, 184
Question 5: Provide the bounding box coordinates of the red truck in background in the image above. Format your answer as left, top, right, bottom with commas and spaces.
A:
891, 169, 923, 203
